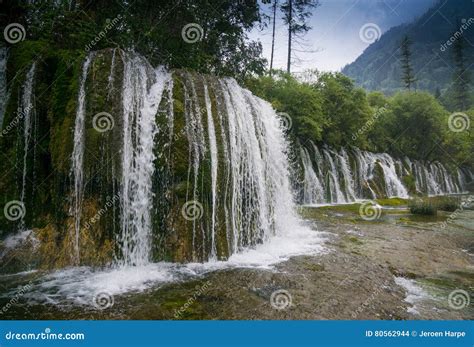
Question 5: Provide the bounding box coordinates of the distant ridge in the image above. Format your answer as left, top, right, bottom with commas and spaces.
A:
342, 0, 474, 95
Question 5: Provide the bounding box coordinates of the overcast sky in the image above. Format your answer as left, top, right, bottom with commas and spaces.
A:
251, 0, 438, 73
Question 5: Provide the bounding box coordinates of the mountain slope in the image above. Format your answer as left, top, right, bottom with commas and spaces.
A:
342, 0, 474, 95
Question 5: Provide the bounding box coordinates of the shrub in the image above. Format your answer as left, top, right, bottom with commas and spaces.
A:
409, 198, 437, 215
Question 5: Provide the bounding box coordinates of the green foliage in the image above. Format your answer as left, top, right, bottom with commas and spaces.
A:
409, 196, 461, 215
313, 72, 372, 148
402, 175, 416, 195
376, 91, 446, 161
409, 199, 437, 216
441, 108, 474, 169
246, 71, 473, 173
8, 0, 267, 81
367, 91, 388, 108
245, 71, 325, 142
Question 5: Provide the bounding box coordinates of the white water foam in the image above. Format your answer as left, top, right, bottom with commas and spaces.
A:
17, 221, 325, 307
394, 276, 431, 315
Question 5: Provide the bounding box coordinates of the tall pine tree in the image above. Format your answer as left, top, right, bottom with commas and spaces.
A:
452, 34, 471, 110
280, 0, 319, 73
269, 0, 279, 75
400, 35, 416, 90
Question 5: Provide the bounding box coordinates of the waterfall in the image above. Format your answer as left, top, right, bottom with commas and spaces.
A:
300, 147, 324, 204
0, 47, 8, 128
61, 50, 307, 265
299, 144, 470, 204
338, 148, 357, 201
221, 78, 272, 252
120, 54, 172, 267
354, 148, 377, 199
376, 153, 408, 198
19, 63, 36, 230
203, 80, 218, 259
183, 73, 207, 256
458, 169, 467, 192
70, 53, 93, 264
322, 149, 346, 203
238, 79, 300, 246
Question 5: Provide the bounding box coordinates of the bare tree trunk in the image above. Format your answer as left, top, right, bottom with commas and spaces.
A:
287, 0, 292, 73
270, 0, 278, 76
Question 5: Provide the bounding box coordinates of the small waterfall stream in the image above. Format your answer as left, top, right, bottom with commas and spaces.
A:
203, 81, 218, 260
70, 53, 94, 264
19, 63, 36, 230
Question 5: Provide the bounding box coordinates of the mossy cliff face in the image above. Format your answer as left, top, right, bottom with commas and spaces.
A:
1, 47, 286, 270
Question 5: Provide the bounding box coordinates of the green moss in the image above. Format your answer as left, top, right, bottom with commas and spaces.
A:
345, 236, 364, 245
375, 198, 409, 206
402, 174, 416, 195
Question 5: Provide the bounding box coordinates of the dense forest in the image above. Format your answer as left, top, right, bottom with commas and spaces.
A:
1, 0, 473, 172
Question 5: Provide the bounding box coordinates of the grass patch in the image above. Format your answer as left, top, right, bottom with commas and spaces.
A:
409, 199, 437, 215
375, 198, 409, 206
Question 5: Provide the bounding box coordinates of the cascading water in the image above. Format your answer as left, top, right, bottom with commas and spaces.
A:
120, 54, 172, 267
300, 147, 324, 204
375, 153, 408, 198
70, 54, 93, 264
322, 149, 346, 203
338, 148, 357, 201
19, 63, 36, 230
299, 144, 471, 205
354, 148, 377, 199
183, 73, 207, 256
62, 50, 312, 269
203, 80, 218, 260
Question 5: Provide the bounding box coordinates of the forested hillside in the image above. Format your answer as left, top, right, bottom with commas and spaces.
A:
342, 0, 474, 102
